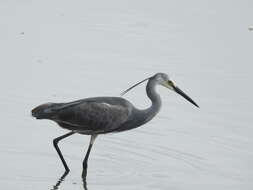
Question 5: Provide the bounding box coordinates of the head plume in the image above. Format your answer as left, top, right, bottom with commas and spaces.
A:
120, 77, 150, 96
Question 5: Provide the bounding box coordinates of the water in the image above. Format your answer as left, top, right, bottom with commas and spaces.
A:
1, 0, 253, 189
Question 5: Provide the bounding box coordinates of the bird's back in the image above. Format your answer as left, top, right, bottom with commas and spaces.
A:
32, 97, 134, 134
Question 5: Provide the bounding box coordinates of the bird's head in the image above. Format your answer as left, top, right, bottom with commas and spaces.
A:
152, 73, 199, 107
121, 72, 199, 108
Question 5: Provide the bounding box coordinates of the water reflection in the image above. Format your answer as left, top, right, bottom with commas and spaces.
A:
50, 171, 88, 190
82, 170, 88, 190
82, 179, 88, 190
50, 171, 68, 190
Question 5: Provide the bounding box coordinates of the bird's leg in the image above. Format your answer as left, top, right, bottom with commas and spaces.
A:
53, 131, 75, 172
82, 134, 97, 178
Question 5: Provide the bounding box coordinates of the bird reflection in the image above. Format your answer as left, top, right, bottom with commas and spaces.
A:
82, 177, 88, 190
82, 170, 88, 190
51, 171, 88, 190
51, 171, 68, 190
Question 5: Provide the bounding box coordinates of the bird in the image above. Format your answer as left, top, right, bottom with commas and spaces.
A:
31, 73, 199, 178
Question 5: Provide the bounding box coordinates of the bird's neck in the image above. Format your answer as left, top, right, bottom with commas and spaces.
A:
138, 79, 161, 125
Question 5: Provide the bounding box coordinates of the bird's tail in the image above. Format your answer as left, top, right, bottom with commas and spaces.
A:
31, 103, 59, 119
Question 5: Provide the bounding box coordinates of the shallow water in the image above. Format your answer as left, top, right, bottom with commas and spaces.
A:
1, 0, 253, 189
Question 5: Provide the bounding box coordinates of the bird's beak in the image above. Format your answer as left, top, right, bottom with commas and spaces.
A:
162, 80, 199, 108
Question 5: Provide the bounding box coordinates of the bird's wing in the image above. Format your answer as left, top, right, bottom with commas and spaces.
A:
54, 100, 131, 133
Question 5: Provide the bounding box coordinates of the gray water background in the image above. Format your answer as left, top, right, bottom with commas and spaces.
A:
0, 0, 253, 189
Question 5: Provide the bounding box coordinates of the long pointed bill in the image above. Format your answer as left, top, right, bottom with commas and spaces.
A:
173, 86, 199, 108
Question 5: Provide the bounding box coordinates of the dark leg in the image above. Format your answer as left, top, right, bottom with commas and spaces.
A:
82, 134, 97, 178
53, 131, 75, 172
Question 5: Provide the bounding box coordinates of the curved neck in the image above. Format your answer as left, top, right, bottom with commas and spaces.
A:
137, 78, 161, 125
146, 79, 161, 108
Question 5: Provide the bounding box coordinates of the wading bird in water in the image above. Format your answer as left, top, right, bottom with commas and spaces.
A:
31, 73, 199, 178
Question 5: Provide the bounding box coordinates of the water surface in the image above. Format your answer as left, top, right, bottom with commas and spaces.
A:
0, 0, 253, 189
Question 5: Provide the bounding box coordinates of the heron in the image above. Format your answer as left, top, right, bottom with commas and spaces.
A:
31, 73, 199, 178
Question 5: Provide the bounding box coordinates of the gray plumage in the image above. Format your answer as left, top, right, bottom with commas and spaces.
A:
32, 74, 164, 134
31, 72, 198, 178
